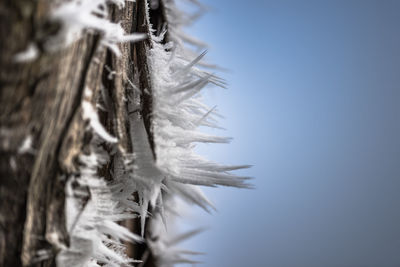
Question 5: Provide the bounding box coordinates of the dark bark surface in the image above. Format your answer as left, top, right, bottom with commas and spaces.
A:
0, 0, 164, 266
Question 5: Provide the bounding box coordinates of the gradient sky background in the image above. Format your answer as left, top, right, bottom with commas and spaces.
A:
176, 1, 400, 266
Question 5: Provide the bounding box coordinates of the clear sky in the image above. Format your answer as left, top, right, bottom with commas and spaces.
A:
178, 1, 400, 266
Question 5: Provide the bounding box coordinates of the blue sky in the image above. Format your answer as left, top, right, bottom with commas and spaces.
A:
179, 1, 400, 266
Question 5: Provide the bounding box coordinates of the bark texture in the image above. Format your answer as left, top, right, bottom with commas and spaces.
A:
0, 0, 164, 266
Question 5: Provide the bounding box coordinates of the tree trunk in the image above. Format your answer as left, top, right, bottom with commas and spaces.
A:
0, 0, 162, 265
1, 0, 249, 266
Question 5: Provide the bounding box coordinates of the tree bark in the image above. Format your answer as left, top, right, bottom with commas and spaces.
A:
0, 0, 164, 265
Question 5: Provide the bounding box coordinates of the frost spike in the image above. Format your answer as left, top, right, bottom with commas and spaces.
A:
173, 50, 208, 77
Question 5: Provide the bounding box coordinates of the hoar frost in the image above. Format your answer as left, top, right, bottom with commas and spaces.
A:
55, 0, 251, 266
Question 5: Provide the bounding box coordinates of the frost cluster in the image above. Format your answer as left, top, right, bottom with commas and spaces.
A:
52, 0, 250, 266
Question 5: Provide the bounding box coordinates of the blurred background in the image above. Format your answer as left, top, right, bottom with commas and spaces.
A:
179, 0, 400, 266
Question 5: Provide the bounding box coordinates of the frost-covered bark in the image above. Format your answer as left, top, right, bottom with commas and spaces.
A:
0, 0, 250, 266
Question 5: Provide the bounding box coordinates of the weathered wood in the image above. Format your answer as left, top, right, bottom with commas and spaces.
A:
0, 0, 106, 263
0, 0, 170, 265
20, 35, 100, 266
101, 1, 146, 261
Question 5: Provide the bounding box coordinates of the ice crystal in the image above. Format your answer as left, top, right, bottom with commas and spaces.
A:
56, 0, 251, 266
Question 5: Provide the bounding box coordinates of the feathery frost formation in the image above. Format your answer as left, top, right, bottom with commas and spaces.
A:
50, 0, 146, 55
15, 0, 145, 61
51, 0, 250, 266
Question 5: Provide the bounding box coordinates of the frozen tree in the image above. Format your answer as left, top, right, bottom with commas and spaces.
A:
0, 0, 250, 266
